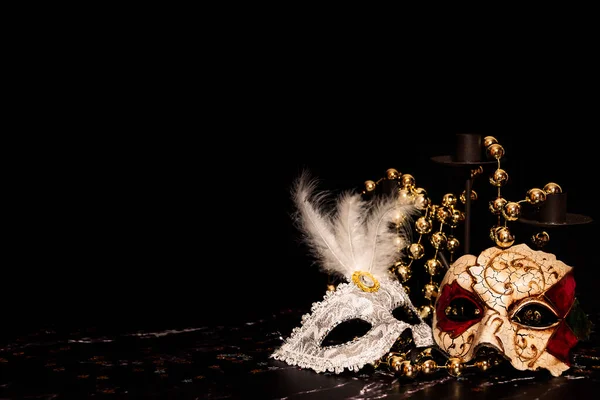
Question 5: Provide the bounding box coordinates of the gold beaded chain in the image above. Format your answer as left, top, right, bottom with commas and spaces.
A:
352, 137, 565, 311
344, 137, 570, 380
359, 168, 478, 320
529, 182, 563, 249
373, 336, 505, 378
484, 136, 563, 249
311, 136, 584, 383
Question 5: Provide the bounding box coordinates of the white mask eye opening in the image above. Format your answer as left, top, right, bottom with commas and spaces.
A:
392, 304, 420, 325
320, 318, 372, 347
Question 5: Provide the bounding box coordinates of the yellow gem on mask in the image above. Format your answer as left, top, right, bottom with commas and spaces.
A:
351, 271, 380, 293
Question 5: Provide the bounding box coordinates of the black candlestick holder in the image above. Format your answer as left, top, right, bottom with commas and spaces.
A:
519, 192, 593, 227
431, 134, 498, 257
433, 134, 593, 261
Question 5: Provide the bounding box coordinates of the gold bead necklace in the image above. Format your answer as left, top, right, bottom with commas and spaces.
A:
374, 337, 505, 378
360, 168, 470, 320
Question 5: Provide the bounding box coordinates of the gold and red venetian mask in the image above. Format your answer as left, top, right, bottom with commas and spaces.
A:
432, 243, 589, 377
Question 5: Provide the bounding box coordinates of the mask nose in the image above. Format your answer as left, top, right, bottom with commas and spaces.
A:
469, 310, 509, 357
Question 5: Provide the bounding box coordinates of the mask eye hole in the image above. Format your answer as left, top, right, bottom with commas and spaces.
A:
392, 305, 420, 324
511, 302, 559, 329
444, 297, 482, 322
321, 319, 372, 347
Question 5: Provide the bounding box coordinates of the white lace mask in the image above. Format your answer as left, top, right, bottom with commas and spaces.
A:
271, 172, 434, 374
432, 243, 582, 377
271, 277, 434, 373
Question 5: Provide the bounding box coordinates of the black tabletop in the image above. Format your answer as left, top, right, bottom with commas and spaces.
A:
1, 306, 598, 399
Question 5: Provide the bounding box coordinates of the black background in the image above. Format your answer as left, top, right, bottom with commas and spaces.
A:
4, 54, 600, 341
220, 132, 600, 328
3, 2, 599, 343
6, 129, 599, 339
3, 19, 599, 400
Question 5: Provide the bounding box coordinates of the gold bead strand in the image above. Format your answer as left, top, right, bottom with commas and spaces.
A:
531, 230, 550, 249
484, 136, 515, 248
362, 168, 421, 296
397, 172, 430, 297
387, 169, 413, 292
375, 322, 506, 379
411, 205, 434, 315
442, 192, 464, 263
418, 192, 464, 318
530, 182, 563, 248
421, 193, 462, 319
379, 351, 505, 379
362, 168, 446, 310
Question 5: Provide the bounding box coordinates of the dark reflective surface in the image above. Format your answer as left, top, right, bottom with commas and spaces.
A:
1, 308, 598, 399
6, 136, 600, 398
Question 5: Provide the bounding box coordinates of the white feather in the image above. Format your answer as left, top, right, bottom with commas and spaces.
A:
292, 170, 418, 281
362, 194, 418, 277
331, 191, 367, 275
292, 172, 353, 278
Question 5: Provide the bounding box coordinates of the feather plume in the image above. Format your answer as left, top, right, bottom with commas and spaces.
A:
292, 171, 352, 277
291, 170, 418, 281
331, 191, 367, 274
362, 194, 417, 277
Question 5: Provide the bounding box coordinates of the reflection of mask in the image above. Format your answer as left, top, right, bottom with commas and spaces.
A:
271, 172, 433, 374
272, 277, 433, 374
432, 243, 580, 377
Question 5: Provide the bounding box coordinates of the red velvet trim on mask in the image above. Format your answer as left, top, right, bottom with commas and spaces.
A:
435, 280, 484, 338
546, 321, 578, 365
544, 272, 576, 317
544, 272, 578, 365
